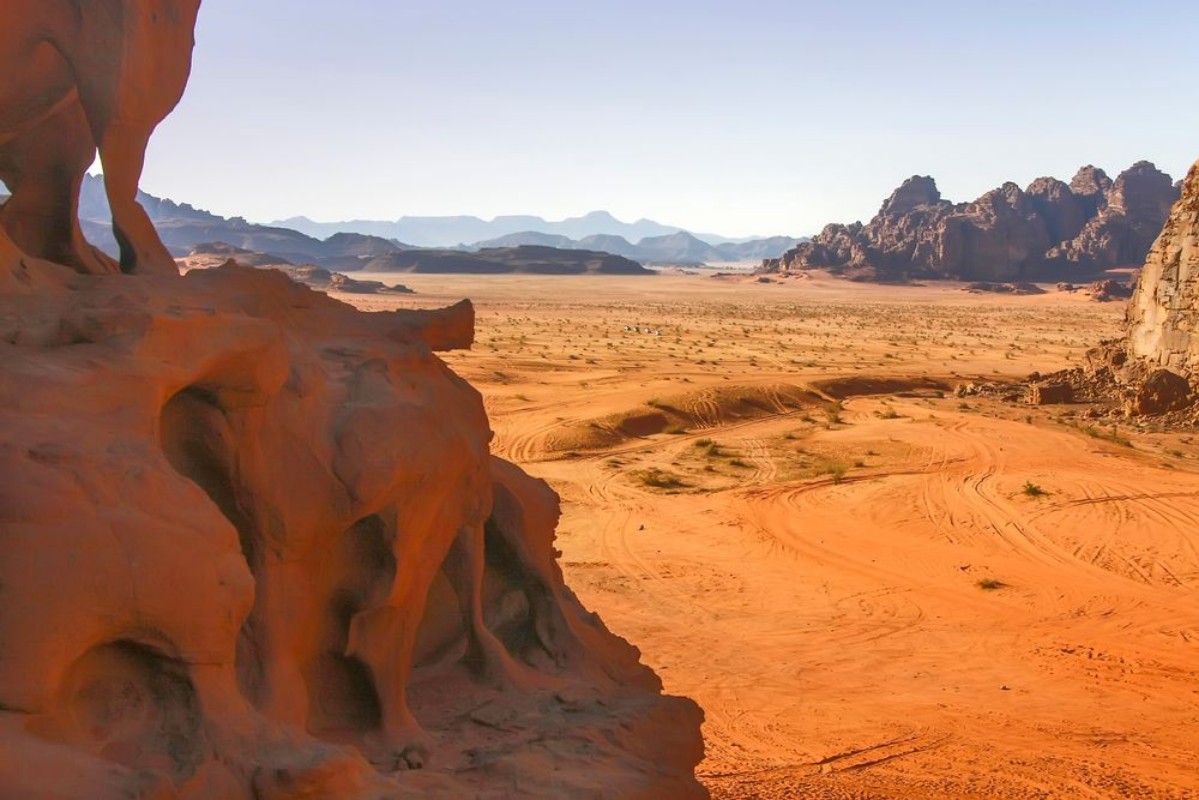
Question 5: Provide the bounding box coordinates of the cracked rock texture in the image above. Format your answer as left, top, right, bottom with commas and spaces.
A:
1127, 160, 1199, 375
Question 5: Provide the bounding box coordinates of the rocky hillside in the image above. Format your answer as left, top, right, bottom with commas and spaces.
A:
763, 162, 1179, 282
1128, 160, 1199, 373
274, 209, 687, 248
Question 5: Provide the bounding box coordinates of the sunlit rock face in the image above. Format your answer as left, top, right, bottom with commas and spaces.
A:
1127, 161, 1199, 375
0, 2, 706, 798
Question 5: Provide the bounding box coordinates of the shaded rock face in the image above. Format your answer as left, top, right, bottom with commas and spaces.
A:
1049, 161, 1181, 269
1069, 165, 1113, 216
767, 162, 1179, 282
1026, 178, 1088, 244
0, 5, 706, 800
1127, 160, 1199, 375
880, 175, 941, 216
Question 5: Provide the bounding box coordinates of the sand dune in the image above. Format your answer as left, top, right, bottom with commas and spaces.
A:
347, 272, 1199, 799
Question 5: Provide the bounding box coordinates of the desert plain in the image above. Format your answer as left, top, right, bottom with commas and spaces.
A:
345, 271, 1199, 800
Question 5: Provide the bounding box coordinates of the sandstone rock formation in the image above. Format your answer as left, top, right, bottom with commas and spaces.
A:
0, 264, 705, 799
1087, 278, 1133, 303
1047, 162, 1180, 269
1127, 160, 1199, 374
0, 0, 201, 276
980, 165, 1199, 422
0, 4, 705, 799
764, 163, 1180, 282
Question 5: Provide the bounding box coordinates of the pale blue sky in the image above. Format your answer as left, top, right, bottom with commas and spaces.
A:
140, 0, 1198, 237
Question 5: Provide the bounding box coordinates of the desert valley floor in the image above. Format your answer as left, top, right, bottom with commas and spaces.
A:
345, 272, 1199, 800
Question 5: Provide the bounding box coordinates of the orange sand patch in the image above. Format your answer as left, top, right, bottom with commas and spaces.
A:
346, 272, 1199, 799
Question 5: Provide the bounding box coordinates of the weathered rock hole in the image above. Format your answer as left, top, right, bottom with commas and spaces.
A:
412, 516, 546, 677
54, 641, 205, 786
159, 386, 267, 703
481, 516, 544, 660
413, 568, 467, 669
304, 514, 394, 737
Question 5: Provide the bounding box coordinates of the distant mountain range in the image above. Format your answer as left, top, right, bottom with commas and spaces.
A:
271, 210, 789, 250
71, 175, 801, 267
472, 230, 804, 264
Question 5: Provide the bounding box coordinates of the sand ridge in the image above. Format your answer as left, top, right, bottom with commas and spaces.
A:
346, 272, 1199, 799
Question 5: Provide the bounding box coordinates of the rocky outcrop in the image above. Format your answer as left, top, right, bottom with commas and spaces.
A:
1069, 165, 1113, 216
985, 163, 1199, 423
880, 175, 942, 215
1047, 161, 1180, 269
1087, 279, 1133, 303
0, 0, 201, 275
0, 5, 705, 799
765, 162, 1180, 282
180, 246, 415, 295
1127, 160, 1199, 374
270, 263, 414, 295
1026, 177, 1088, 244
0, 264, 705, 799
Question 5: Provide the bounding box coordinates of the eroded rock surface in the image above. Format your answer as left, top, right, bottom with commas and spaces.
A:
0, 260, 706, 799
764, 162, 1180, 282
1127, 160, 1199, 374
0, 0, 202, 276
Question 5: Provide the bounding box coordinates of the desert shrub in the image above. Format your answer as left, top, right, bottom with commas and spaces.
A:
636, 468, 687, 489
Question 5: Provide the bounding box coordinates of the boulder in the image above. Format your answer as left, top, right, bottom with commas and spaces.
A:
1088, 279, 1133, 302
1127, 369, 1192, 415
1028, 383, 1074, 405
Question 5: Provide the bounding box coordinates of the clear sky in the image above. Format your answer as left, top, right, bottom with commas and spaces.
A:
138, 0, 1198, 237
